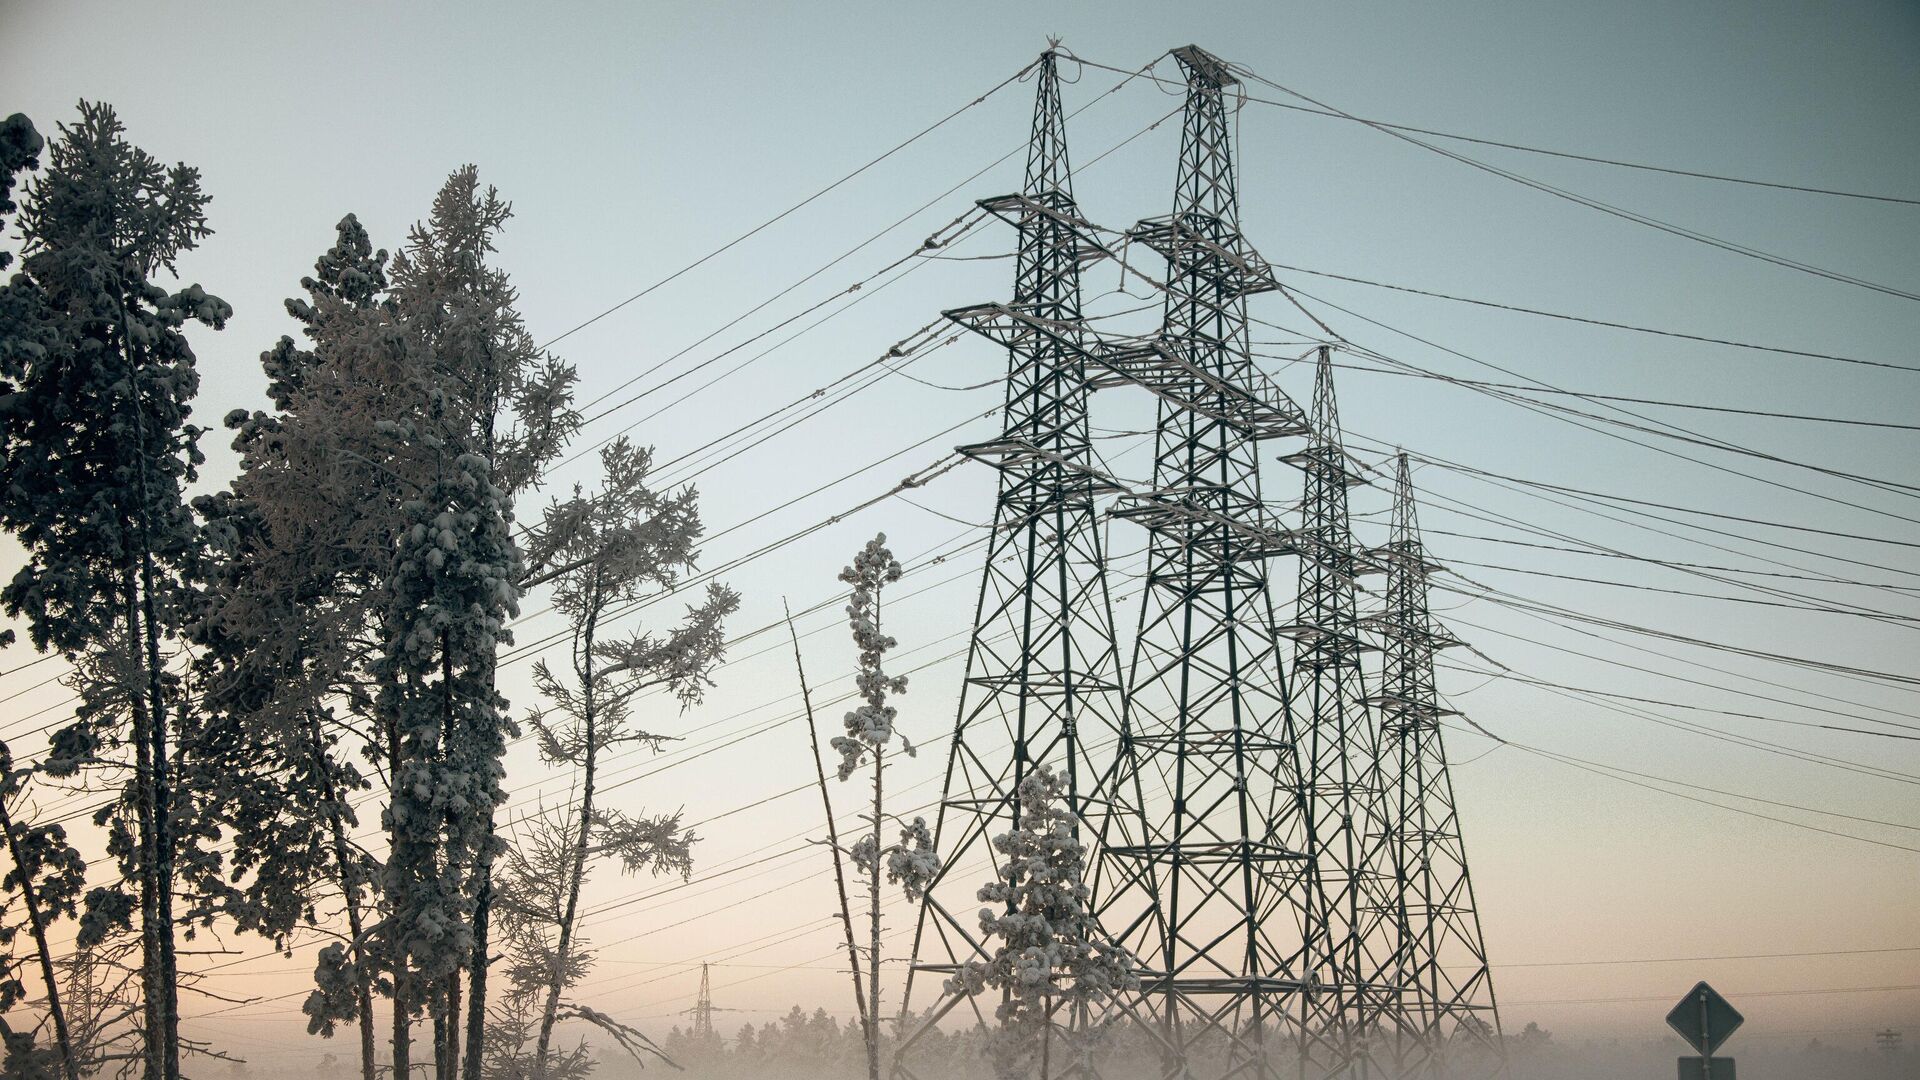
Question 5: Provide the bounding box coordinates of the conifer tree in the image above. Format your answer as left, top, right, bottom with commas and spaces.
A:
830, 534, 936, 1080
199, 213, 397, 1080
218, 170, 574, 1080
0, 101, 230, 1080
945, 765, 1139, 1080
368, 167, 578, 1080
485, 438, 736, 1080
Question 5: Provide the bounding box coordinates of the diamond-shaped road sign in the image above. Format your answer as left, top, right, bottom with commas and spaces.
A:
1667, 981, 1744, 1057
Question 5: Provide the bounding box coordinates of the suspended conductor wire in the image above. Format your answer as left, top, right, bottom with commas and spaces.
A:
1284, 286, 1920, 520
1225, 63, 1920, 302
1315, 354, 1920, 430
1266, 262, 1920, 375
1069, 53, 1920, 207
542, 55, 1044, 362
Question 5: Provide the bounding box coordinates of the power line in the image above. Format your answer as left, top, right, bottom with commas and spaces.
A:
565, 54, 1162, 428
559, 95, 1179, 473
1442, 555, 1920, 631
1322, 353, 1920, 428
1479, 726, 1920, 834
1262, 263, 1920, 375
1443, 613, 1920, 786
572, 209, 983, 430
1341, 432, 1920, 634
1426, 456, 1920, 550
1071, 53, 1920, 207
1049, 199, 1920, 529
1439, 657, 1920, 742
1227, 62, 1920, 303
1420, 529, 1920, 597
1447, 572, 1920, 692
1297, 292, 1920, 519
1498, 945, 1920, 969
1506, 984, 1920, 1007
1447, 721, 1920, 855
539, 56, 1041, 357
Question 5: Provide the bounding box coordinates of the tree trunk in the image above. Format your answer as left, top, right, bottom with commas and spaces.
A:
867, 750, 883, 1080
786, 602, 870, 1045
443, 969, 461, 1080
1039, 991, 1051, 1080
114, 288, 180, 1080
389, 682, 413, 1080
430, 984, 447, 1080
310, 711, 378, 1080
461, 635, 499, 1080
534, 597, 600, 1080
0, 797, 77, 1080
141, 564, 179, 1080
123, 572, 162, 1080
461, 869, 491, 1080
391, 968, 412, 1080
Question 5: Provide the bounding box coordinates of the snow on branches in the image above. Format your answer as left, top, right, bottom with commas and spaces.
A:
832, 534, 912, 781
945, 765, 1138, 1077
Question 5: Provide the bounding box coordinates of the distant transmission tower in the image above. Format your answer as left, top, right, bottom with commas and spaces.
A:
1366, 454, 1503, 1076
690, 963, 716, 1040
897, 47, 1134, 1074
1089, 44, 1333, 1079
1279, 347, 1401, 1075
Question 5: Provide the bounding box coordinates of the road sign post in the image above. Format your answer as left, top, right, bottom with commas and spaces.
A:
1667, 981, 1743, 1079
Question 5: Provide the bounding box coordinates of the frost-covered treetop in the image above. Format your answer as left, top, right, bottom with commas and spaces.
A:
832, 533, 912, 780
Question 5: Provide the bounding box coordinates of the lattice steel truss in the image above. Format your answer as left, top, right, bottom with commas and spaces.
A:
1278, 348, 1403, 1077
897, 43, 1505, 1080
896, 49, 1140, 1078
1088, 45, 1335, 1080
1364, 455, 1504, 1078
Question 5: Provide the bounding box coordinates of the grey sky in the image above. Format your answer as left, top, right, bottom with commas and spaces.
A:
3, 0, 1918, 1063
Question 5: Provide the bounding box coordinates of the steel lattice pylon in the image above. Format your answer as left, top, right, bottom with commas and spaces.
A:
896, 49, 1140, 1078
1087, 45, 1333, 1080
1279, 348, 1403, 1077
690, 963, 715, 1040
1364, 455, 1504, 1078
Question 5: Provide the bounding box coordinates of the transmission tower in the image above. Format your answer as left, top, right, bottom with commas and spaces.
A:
1365, 454, 1503, 1077
690, 963, 716, 1040
1278, 347, 1402, 1075
1090, 44, 1331, 1079
896, 47, 1136, 1075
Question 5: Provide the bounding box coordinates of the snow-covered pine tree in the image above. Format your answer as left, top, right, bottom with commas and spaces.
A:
944, 764, 1139, 1080
484, 437, 736, 1080
0, 101, 231, 1080
829, 534, 936, 1080
197, 214, 398, 1080
369, 167, 579, 1080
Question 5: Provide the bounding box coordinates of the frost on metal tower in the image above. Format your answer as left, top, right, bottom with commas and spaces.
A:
1365, 454, 1503, 1077
896, 48, 1134, 1072
1091, 44, 1331, 1078
1278, 348, 1401, 1073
